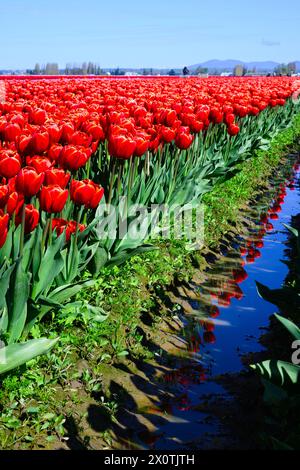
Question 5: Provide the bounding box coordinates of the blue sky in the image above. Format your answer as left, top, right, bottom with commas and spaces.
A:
0, 0, 299, 69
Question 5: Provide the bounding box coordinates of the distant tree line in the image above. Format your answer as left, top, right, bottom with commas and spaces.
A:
27, 62, 103, 75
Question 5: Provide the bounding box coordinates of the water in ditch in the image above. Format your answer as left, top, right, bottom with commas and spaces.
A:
113, 156, 300, 450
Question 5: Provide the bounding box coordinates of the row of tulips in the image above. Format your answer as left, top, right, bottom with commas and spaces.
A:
0, 76, 300, 375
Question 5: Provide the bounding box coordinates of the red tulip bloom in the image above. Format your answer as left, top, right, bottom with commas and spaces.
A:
44, 168, 70, 188
46, 124, 62, 143
17, 134, 32, 156
134, 135, 149, 157
228, 124, 240, 136
6, 191, 19, 215
4, 123, 21, 142
48, 144, 63, 162
15, 204, 39, 234
108, 134, 136, 159
0, 185, 9, 208
29, 108, 47, 125
16, 167, 44, 198
70, 179, 104, 209
52, 218, 86, 242
160, 126, 176, 143
175, 127, 193, 150
31, 131, 50, 154
0, 150, 22, 178
58, 145, 91, 171
39, 185, 69, 213
26, 156, 53, 173
0, 213, 9, 248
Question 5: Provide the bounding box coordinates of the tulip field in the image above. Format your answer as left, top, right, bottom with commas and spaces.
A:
0, 76, 300, 378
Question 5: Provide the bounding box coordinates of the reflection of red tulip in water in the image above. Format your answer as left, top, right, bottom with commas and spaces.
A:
232, 267, 248, 283
203, 331, 216, 344
209, 305, 220, 318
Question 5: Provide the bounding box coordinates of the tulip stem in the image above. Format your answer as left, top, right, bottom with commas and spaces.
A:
41, 218, 50, 254
117, 162, 123, 196
19, 204, 26, 257
107, 159, 117, 207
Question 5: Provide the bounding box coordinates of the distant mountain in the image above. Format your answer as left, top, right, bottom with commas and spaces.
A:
188, 59, 300, 72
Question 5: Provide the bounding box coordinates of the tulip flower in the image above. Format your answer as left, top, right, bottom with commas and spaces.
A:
15, 166, 44, 198
70, 179, 104, 209
4, 123, 22, 142
39, 185, 69, 213
29, 108, 47, 125
30, 131, 50, 154
26, 156, 53, 173
6, 191, 19, 215
58, 145, 91, 171
44, 168, 70, 188
175, 127, 193, 150
0, 150, 22, 178
108, 134, 136, 159
52, 218, 86, 242
15, 204, 39, 234
0, 184, 9, 208
228, 124, 240, 136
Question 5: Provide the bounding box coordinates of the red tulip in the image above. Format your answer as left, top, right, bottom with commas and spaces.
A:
108, 134, 136, 159
0, 185, 9, 208
134, 135, 149, 157
48, 144, 63, 162
44, 168, 70, 188
29, 108, 47, 125
228, 124, 240, 136
31, 131, 50, 154
58, 145, 91, 171
15, 167, 44, 198
4, 123, 21, 142
175, 127, 193, 150
39, 185, 69, 213
26, 156, 53, 173
0, 150, 22, 178
52, 217, 86, 242
0, 213, 9, 248
6, 191, 19, 215
70, 179, 104, 209
15, 204, 39, 233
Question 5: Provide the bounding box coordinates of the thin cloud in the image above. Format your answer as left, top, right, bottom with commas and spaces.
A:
262, 39, 281, 46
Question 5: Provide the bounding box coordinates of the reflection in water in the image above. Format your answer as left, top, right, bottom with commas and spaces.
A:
118, 160, 300, 450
